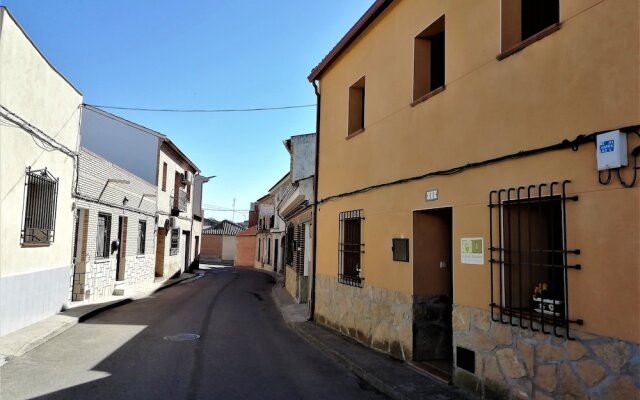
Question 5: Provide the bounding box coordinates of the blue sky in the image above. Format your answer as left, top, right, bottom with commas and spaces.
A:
1, 0, 374, 222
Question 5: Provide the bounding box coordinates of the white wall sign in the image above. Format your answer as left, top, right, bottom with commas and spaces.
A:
425, 188, 438, 201
461, 238, 484, 265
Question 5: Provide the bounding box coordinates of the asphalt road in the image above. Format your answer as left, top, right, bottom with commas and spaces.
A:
0, 268, 387, 400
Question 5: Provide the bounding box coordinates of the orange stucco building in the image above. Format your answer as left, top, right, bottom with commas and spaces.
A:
309, 1, 639, 399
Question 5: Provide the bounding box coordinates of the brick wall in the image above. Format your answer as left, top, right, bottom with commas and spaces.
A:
201, 234, 222, 262
234, 235, 256, 268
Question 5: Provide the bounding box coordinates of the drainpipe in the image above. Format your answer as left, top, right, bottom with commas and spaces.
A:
309, 80, 321, 321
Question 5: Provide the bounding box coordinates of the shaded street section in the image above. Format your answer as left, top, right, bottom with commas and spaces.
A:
0, 269, 386, 400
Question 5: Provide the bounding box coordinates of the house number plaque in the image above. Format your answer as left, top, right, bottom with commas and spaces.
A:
425, 188, 438, 201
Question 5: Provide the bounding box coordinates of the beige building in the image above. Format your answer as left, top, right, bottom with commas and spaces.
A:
0, 7, 83, 335
309, 1, 639, 399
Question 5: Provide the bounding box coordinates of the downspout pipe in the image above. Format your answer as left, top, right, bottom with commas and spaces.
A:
309, 80, 321, 321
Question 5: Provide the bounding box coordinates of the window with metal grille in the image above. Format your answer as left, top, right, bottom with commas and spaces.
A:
138, 220, 146, 254
285, 225, 294, 266
170, 229, 179, 255
21, 167, 59, 245
96, 213, 111, 258
293, 225, 305, 276
338, 210, 364, 287
489, 181, 582, 339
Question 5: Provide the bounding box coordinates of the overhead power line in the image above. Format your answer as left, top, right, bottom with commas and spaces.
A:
84, 103, 316, 113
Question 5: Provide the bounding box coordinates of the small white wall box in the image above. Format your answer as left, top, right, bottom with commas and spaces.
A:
596, 130, 627, 170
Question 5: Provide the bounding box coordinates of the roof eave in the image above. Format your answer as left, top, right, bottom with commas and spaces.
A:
307, 0, 393, 82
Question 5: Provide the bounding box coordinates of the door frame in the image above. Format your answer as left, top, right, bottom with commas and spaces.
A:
116, 215, 128, 281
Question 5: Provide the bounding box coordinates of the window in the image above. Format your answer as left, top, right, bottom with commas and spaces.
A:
162, 162, 168, 191
348, 77, 365, 136
285, 225, 294, 266
96, 213, 112, 258
500, 0, 559, 55
413, 15, 445, 101
338, 210, 364, 287
21, 168, 59, 245
267, 238, 271, 264
170, 229, 179, 255
489, 181, 582, 338
138, 220, 146, 254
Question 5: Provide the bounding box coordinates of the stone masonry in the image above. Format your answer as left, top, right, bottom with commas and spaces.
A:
315, 274, 414, 360
452, 305, 640, 400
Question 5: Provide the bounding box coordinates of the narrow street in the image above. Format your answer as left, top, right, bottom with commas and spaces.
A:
0, 268, 386, 400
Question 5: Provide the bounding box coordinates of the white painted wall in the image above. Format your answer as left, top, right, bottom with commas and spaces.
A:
0, 8, 82, 335
80, 107, 160, 185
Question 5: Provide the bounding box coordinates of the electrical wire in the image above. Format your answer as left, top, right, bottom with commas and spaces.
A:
318, 126, 640, 204
84, 103, 316, 113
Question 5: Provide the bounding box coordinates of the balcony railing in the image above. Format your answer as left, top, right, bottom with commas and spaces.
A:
171, 189, 188, 213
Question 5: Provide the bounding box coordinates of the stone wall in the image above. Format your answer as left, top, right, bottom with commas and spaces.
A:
452, 305, 640, 399
285, 266, 310, 304
315, 274, 413, 360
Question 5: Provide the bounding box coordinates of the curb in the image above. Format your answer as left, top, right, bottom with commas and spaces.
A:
0, 273, 198, 365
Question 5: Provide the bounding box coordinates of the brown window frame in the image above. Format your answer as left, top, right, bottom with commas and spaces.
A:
412, 15, 446, 104
498, 0, 560, 60
161, 162, 168, 191
347, 77, 366, 137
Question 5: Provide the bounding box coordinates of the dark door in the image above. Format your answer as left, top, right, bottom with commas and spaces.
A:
412, 208, 453, 377
193, 236, 200, 270
274, 238, 279, 272
155, 228, 166, 277
183, 232, 191, 272
116, 216, 128, 281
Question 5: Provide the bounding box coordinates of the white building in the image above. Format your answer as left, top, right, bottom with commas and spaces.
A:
80, 106, 206, 281
0, 7, 83, 335
255, 174, 290, 273
71, 148, 157, 300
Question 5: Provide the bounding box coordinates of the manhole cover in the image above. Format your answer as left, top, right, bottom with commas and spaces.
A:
163, 333, 200, 342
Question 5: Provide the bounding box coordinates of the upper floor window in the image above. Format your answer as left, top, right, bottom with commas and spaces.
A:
413, 15, 445, 102
348, 76, 366, 136
500, 0, 559, 56
162, 162, 168, 192
21, 167, 59, 245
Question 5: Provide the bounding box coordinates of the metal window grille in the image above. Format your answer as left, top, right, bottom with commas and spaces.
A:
489, 180, 582, 339
338, 210, 364, 287
170, 229, 179, 255
21, 167, 59, 244
285, 225, 294, 266
96, 213, 111, 258
293, 225, 305, 276
138, 220, 146, 254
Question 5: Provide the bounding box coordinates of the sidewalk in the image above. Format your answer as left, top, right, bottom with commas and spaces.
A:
0, 271, 200, 367
271, 282, 476, 400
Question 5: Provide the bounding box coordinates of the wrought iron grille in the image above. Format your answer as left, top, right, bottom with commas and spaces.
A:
489, 180, 583, 339
138, 220, 146, 254
22, 167, 59, 244
170, 229, 179, 255
338, 210, 364, 287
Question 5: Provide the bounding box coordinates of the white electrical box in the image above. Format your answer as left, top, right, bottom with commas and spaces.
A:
596, 130, 627, 171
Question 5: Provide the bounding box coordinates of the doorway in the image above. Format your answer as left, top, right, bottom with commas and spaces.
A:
182, 231, 191, 272
412, 207, 453, 381
116, 216, 128, 281
155, 228, 166, 277
274, 238, 279, 273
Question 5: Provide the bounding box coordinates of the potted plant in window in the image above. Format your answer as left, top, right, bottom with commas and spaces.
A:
532, 282, 563, 317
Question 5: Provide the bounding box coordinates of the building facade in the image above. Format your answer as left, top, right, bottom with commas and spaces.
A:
309, 1, 639, 399
0, 7, 83, 335
279, 134, 316, 304
255, 175, 289, 273
71, 148, 157, 301
201, 220, 244, 265
80, 106, 206, 281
